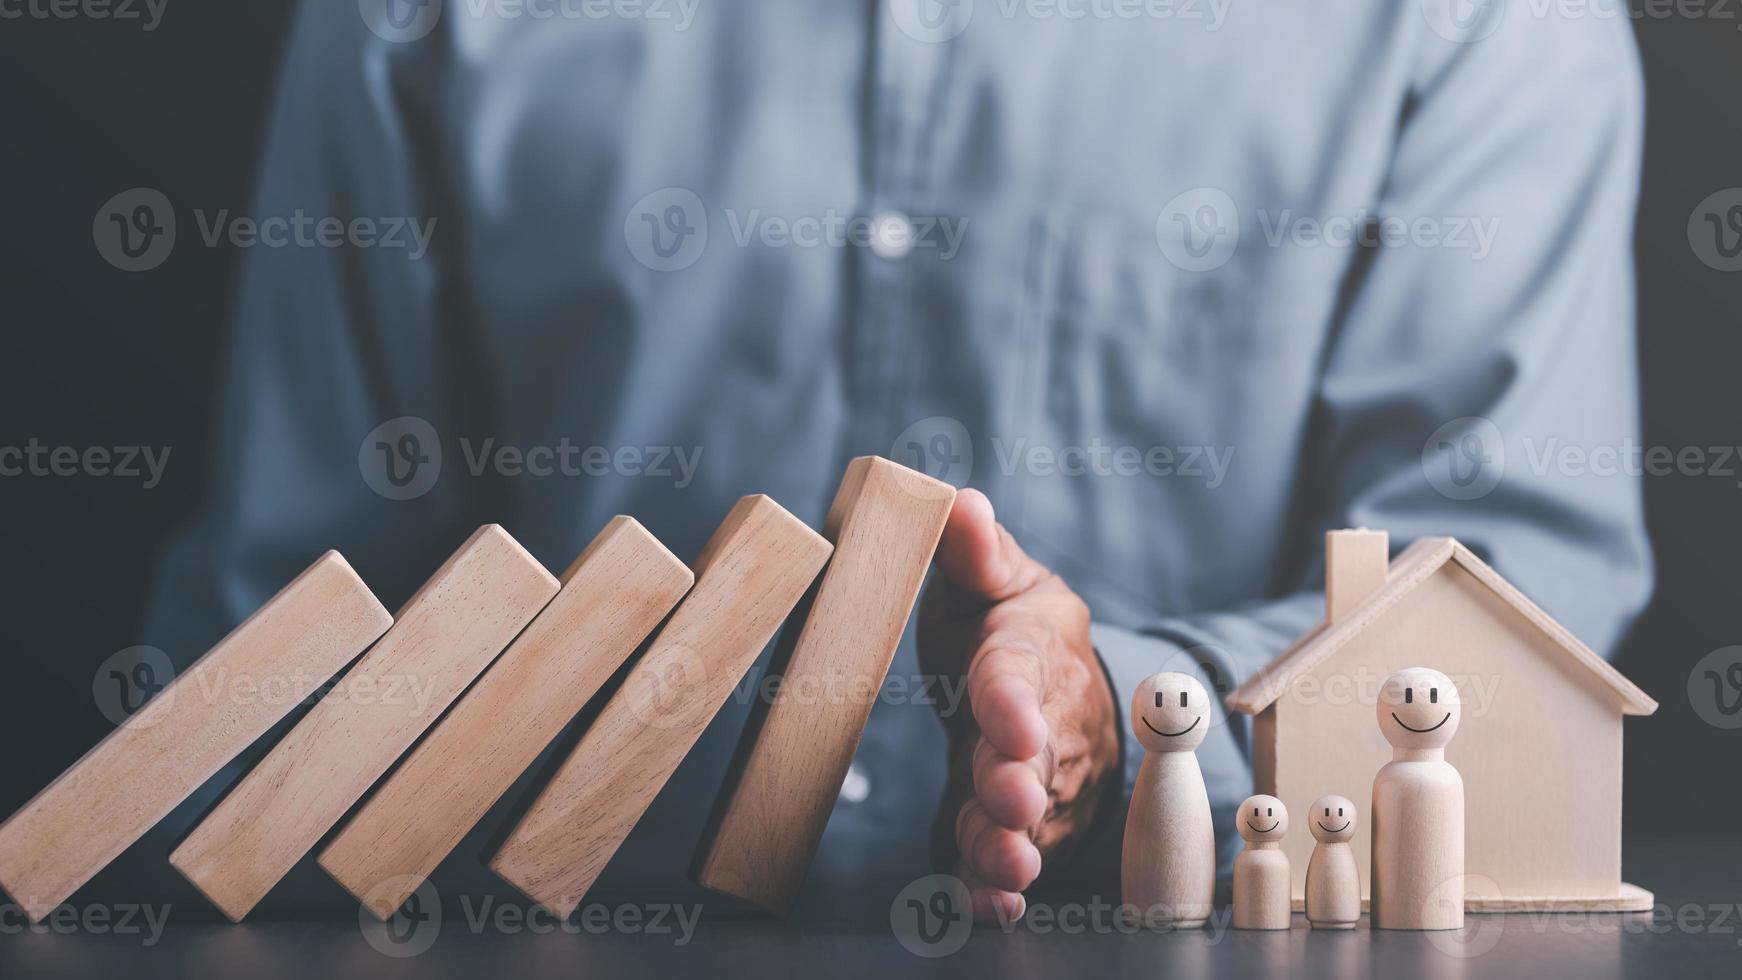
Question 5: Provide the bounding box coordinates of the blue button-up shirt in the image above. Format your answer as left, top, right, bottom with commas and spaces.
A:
146, 0, 1650, 903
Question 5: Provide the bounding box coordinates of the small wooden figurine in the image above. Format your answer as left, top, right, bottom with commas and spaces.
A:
1305, 794, 1359, 929
1232, 794, 1291, 930
1371, 667, 1464, 930
1121, 672, 1215, 929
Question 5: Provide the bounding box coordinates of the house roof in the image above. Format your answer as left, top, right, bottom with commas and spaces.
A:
1225, 537, 1658, 717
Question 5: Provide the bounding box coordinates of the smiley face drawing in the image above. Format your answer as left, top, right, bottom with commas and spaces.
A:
1130, 672, 1211, 752
1308, 794, 1356, 843
1237, 794, 1288, 843
1377, 667, 1462, 750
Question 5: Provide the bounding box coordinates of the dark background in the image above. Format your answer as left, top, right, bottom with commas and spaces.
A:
0, 0, 1737, 897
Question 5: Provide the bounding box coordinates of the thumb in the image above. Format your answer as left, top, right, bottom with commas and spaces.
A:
934, 489, 1048, 603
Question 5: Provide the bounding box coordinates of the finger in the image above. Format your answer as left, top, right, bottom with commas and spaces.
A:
972, 737, 1049, 831
967, 644, 1049, 760
933, 489, 1047, 603
956, 799, 1042, 892
960, 867, 1027, 925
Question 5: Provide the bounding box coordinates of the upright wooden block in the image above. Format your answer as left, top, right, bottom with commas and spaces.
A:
169, 526, 559, 921
318, 517, 692, 919
690, 458, 952, 913
0, 553, 392, 923
489, 495, 833, 919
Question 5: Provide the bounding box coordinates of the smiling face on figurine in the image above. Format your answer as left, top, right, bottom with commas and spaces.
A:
1308, 794, 1356, 843
1238, 794, 1288, 842
1377, 667, 1461, 749
1131, 672, 1210, 752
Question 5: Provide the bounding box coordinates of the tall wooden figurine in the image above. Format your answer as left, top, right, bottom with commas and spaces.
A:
1305, 794, 1360, 929
1121, 672, 1214, 928
1371, 667, 1464, 930
1232, 794, 1291, 929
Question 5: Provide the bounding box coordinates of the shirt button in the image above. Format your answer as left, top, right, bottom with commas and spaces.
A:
839, 761, 872, 804
869, 211, 914, 260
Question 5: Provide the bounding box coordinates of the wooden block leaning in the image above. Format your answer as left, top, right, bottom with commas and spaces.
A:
488, 495, 833, 920
169, 525, 560, 921
0, 552, 393, 923
318, 517, 693, 920
691, 456, 954, 913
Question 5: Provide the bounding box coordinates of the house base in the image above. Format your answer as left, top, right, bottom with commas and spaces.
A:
1290, 882, 1655, 915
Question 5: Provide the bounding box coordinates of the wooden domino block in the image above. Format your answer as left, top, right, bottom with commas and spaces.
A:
691, 457, 953, 913
0, 553, 392, 923
168, 525, 559, 921
318, 517, 693, 920
488, 495, 833, 919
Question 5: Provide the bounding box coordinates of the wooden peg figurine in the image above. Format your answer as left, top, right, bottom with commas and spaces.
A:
1121, 672, 1215, 929
1371, 667, 1464, 930
1305, 794, 1359, 929
1232, 794, 1291, 930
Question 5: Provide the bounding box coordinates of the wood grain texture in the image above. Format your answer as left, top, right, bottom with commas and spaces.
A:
318, 517, 692, 920
691, 457, 953, 913
0, 552, 392, 923
169, 525, 559, 921
490, 495, 833, 919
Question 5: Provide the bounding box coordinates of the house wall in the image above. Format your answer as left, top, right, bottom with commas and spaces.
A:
1267, 563, 1625, 903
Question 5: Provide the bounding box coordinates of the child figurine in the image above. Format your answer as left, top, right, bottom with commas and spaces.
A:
1305, 794, 1360, 929
1232, 794, 1291, 930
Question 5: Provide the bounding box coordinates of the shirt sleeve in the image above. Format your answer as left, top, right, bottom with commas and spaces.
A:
1085, 12, 1651, 881
143, 5, 463, 662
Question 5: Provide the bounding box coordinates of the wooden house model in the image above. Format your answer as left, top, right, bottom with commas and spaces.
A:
1226, 529, 1657, 911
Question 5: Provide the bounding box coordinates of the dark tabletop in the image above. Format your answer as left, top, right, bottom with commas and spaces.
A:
4, 841, 1739, 979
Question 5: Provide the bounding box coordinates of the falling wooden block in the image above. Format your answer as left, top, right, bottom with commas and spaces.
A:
318, 517, 693, 920
488, 495, 833, 919
691, 457, 953, 913
0, 553, 392, 923
168, 525, 559, 921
